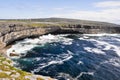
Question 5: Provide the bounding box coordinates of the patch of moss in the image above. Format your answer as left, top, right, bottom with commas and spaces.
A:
0, 65, 10, 71
0, 57, 6, 61
15, 68, 31, 76
6, 59, 12, 64
15, 77, 30, 80
0, 72, 10, 78
37, 77, 45, 80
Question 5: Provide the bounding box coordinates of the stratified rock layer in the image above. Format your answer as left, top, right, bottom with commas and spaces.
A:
0, 19, 120, 80
0, 23, 60, 49
0, 22, 120, 50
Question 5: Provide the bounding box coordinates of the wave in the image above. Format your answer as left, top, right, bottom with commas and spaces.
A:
84, 47, 105, 55
75, 72, 94, 79
79, 35, 120, 57
7, 34, 73, 58
90, 39, 120, 57
31, 50, 73, 73
6, 34, 120, 80
83, 33, 120, 37
101, 58, 120, 67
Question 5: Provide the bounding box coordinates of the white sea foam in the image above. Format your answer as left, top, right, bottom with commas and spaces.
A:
6, 34, 120, 79
58, 73, 74, 80
101, 58, 120, 67
90, 39, 120, 56
79, 34, 120, 56
84, 47, 105, 55
6, 42, 38, 58
114, 38, 120, 42
7, 34, 73, 58
38, 34, 73, 45
77, 61, 83, 65
79, 37, 84, 40
75, 72, 94, 79
31, 50, 73, 73
39, 34, 55, 40
83, 36, 89, 39
31, 55, 73, 73
83, 34, 119, 37
35, 57, 41, 61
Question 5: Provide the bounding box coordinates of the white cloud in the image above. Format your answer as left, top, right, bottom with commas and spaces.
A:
53, 8, 66, 11
50, 1, 120, 24
51, 8, 120, 24
53, 7, 73, 11
94, 1, 120, 8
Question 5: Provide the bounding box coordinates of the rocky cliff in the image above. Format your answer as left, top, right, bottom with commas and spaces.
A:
0, 23, 60, 49
0, 22, 120, 50
0, 18, 120, 80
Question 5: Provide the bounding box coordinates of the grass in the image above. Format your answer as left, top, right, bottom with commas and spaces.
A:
0, 19, 70, 28
0, 55, 54, 80
27, 23, 52, 27
0, 72, 9, 78
0, 55, 31, 79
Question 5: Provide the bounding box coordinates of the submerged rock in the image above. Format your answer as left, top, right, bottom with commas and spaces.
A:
9, 50, 20, 57
9, 53, 20, 57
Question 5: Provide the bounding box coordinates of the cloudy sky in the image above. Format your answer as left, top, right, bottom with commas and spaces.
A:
0, 0, 120, 24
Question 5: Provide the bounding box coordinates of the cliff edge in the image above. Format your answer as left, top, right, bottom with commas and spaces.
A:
0, 18, 120, 50
0, 18, 120, 80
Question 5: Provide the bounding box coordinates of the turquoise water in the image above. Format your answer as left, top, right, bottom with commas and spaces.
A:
7, 34, 120, 80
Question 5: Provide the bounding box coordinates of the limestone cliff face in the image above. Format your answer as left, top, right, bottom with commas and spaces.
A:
55, 24, 120, 34
0, 23, 120, 50
0, 24, 60, 49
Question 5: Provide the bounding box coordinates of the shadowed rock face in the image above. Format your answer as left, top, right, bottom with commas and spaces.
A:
0, 21, 120, 50
0, 24, 60, 49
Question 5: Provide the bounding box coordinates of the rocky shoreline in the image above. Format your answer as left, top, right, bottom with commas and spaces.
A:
0, 19, 120, 80
0, 22, 120, 56
0, 22, 120, 51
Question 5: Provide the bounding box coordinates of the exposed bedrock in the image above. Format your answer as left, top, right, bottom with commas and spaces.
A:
0, 23, 120, 50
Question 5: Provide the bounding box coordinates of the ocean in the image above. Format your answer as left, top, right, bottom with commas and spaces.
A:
7, 34, 120, 80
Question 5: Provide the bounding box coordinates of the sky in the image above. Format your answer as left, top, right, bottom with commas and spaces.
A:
0, 0, 120, 24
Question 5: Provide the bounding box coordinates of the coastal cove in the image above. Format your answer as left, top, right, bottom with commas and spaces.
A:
0, 18, 120, 80
6, 34, 120, 80
0, 0, 120, 79
0, 18, 120, 51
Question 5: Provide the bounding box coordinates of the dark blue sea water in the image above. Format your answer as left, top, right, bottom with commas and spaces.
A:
7, 34, 120, 80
